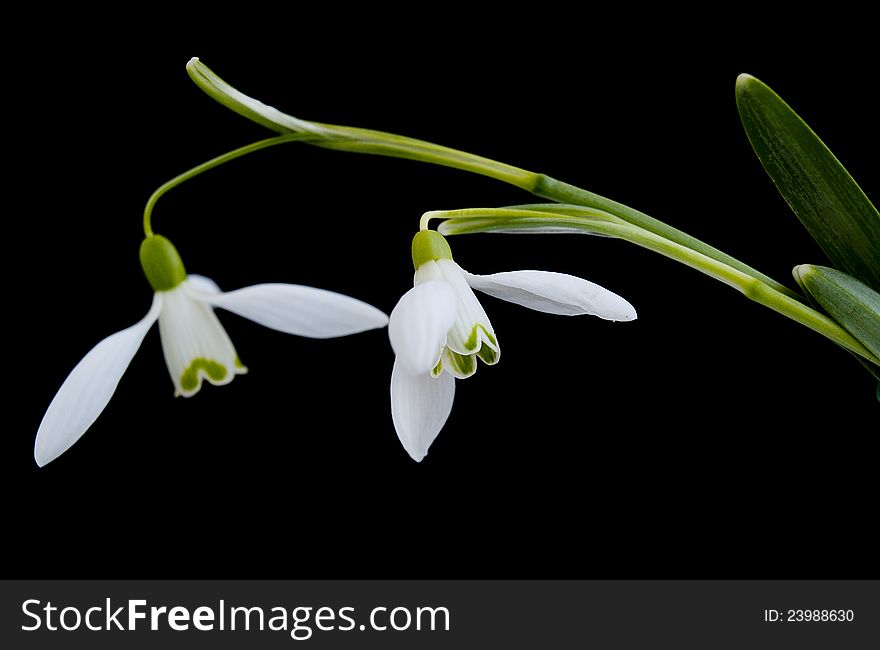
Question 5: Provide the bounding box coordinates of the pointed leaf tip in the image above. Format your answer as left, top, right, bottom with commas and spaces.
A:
735, 73, 756, 89
737, 75, 880, 292
794, 264, 880, 361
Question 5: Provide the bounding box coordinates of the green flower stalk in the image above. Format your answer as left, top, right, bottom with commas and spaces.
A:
186, 58, 880, 383
186, 58, 796, 300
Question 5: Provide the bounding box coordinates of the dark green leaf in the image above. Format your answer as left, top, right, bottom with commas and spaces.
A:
737, 74, 880, 292
793, 265, 880, 361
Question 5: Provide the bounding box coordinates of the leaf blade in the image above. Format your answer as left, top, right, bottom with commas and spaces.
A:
737, 74, 880, 292
793, 264, 880, 361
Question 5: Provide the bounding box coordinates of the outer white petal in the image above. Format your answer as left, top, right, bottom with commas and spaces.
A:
388, 281, 457, 375
417, 260, 498, 356
185, 274, 222, 295
159, 281, 246, 397
34, 294, 163, 467
463, 269, 638, 321
390, 358, 455, 462
186, 282, 388, 339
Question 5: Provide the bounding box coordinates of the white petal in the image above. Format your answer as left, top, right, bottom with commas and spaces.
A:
187, 282, 388, 339
159, 282, 246, 397
412, 259, 445, 283
185, 273, 222, 295
419, 259, 498, 356
388, 281, 457, 375
464, 269, 637, 321
390, 358, 455, 462
34, 294, 162, 467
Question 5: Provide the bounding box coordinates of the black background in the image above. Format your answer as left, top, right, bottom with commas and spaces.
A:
9, 16, 878, 576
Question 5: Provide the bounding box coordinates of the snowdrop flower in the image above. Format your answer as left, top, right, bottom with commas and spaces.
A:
34, 234, 388, 466
388, 230, 636, 462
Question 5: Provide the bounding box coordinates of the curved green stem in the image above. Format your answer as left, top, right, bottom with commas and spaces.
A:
143, 133, 312, 236
527, 176, 801, 300
435, 208, 880, 366
187, 58, 800, 300
187, 58, 535, 189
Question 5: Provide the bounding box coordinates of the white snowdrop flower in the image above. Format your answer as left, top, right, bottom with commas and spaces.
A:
388, 230, 636, 462
34, 234, 388, 466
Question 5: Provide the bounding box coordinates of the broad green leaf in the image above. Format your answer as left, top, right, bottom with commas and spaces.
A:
737, 74, 880, 292
793, 264, 880, 361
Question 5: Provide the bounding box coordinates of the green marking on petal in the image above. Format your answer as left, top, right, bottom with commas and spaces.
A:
477, 343, 499, 366
412, 230, 453, 270
234, 355, 247, 370
464, 323, 498, 354
444, 349, 477, 379
181, 357, 228, 393
464, 325, 480, 352
431, 359, 444, 378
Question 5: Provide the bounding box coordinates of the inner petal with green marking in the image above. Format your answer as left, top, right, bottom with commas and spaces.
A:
476, 339, 499, 365
464, 323, 499, 357
156, 282, 247, 398
443, 348, 478, 379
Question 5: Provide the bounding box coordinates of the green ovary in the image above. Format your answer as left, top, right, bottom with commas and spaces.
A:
181, 357, 228, 392
140, 234, 187, 291
411, 230, 453, 269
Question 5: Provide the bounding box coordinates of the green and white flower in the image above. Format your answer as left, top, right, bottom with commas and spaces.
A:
388, 230, 637, 462
34, 234, 388, 467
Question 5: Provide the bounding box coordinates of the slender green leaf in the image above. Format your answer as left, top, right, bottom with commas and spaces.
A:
737, 74, 880, 292
795, 269, 880, 395
793, 264, 880, 361
793, 265, 880, 396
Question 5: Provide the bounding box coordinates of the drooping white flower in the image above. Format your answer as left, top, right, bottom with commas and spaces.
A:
34, 234, 388, 467
389, 230, 636, 462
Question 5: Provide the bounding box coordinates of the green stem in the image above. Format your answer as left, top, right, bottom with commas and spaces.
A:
186, 58, 800, 300
422, 203, 629, 231
186, 58, 535, 188
528, 175, 801, 300
436, 208, 880, 366
142, 133, 311, 236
